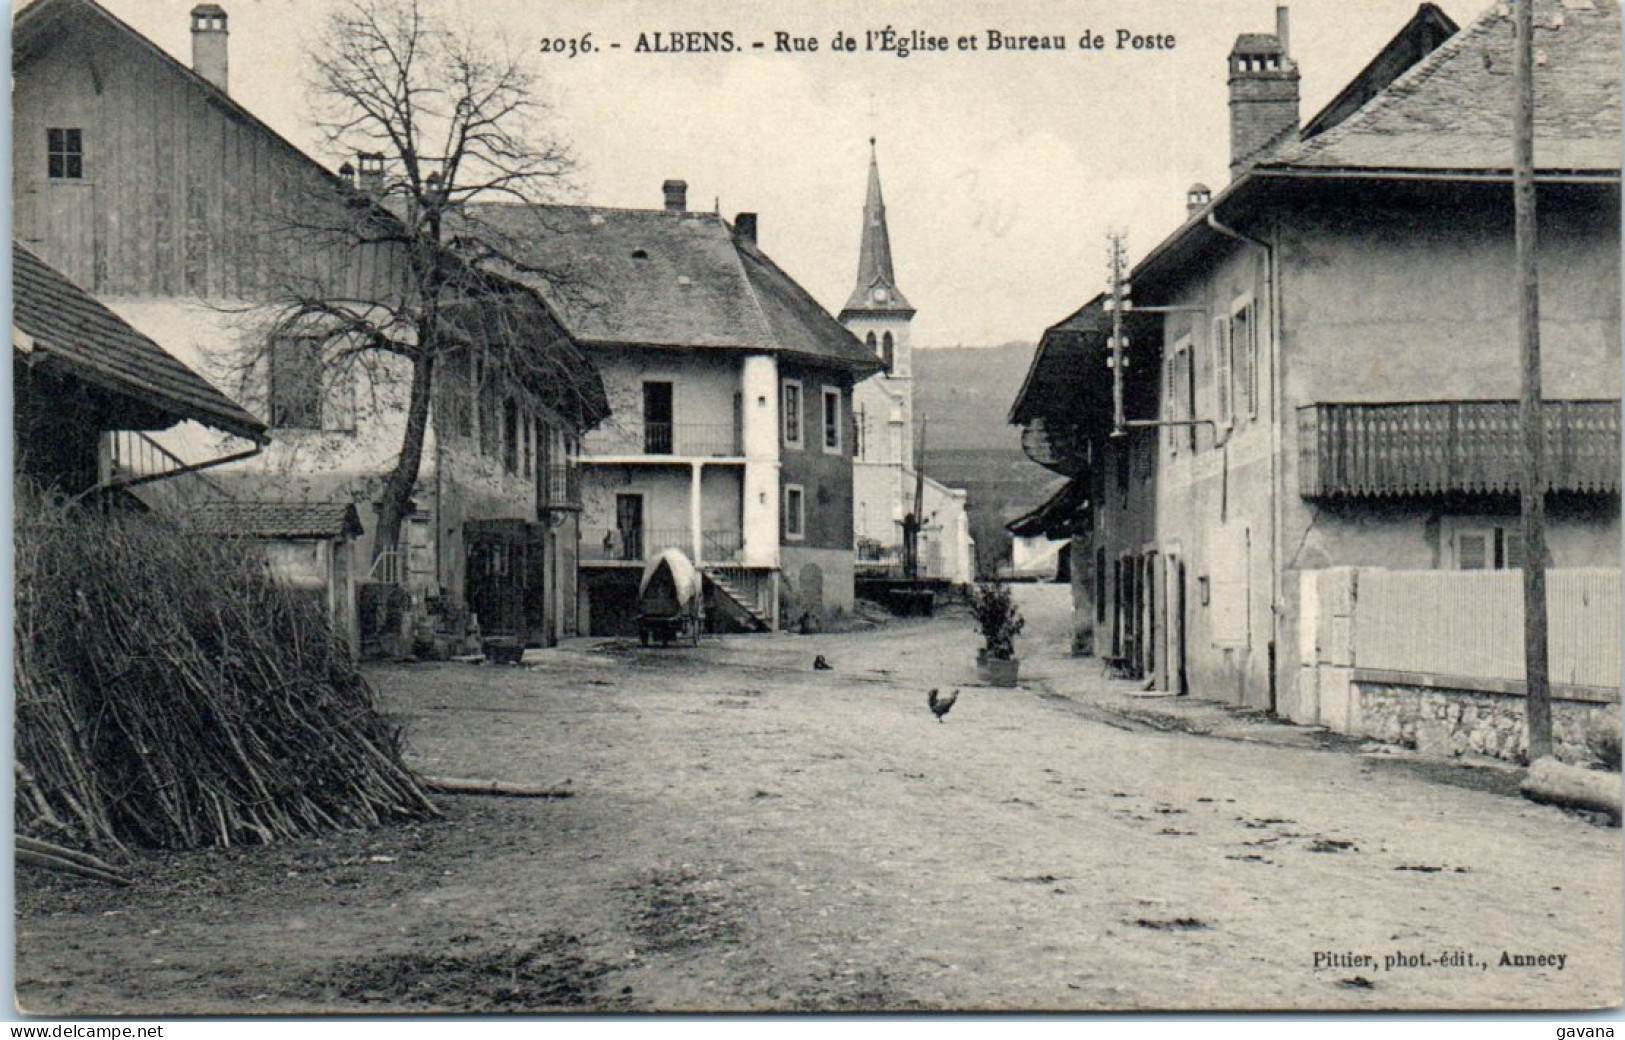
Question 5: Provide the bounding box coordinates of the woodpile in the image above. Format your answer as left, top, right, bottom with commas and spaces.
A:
14, 484, 439, 855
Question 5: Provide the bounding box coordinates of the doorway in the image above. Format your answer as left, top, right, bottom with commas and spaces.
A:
615, 493, 644, 561
643, 382, 673, 454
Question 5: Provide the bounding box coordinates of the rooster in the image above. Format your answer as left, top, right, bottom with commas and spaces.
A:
927, 687, 959, 723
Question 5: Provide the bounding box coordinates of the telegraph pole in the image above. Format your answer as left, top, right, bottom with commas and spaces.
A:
1513, 0, 1552, 761
1107, 232, 1129, 437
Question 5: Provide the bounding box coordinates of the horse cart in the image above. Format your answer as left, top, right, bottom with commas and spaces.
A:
637, 548, 703, 647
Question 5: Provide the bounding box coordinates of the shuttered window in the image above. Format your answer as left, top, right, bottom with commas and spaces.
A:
1211, 316, 1232, 433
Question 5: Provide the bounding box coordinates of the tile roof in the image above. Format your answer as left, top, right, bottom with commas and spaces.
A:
189, 500, 363, 539
456, 204, 881, 373
1265, 0, 1621, 173
12, 242, 267, 441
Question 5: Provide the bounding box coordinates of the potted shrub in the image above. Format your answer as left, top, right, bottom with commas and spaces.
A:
970, 581, 1025, 686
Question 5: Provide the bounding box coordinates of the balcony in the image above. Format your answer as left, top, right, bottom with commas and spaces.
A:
1298, 400, 1620, 499
580, 526, 744, 564
582, 422, 743, 460
538, 464, 581, 510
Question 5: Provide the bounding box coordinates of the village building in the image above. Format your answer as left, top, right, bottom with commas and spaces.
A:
840, 143, 976, 586
12, 0, 608, 652
460, 183, 882, 635
1009, 2, 1620, 758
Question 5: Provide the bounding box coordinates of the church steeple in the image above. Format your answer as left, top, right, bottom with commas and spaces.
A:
841, 139, 914, 317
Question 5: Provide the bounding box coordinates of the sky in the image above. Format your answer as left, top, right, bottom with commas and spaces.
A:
91, 0, 1492, 346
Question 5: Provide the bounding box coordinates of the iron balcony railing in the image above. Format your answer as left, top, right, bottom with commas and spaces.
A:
1298, 400, 1620, 499
582, 422, 743, 459
580, 526, 745, 564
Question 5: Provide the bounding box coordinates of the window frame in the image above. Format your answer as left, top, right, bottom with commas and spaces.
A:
781, 378, 804, 449
47, 128, 83, 181
1230, 294, 1258, 422
1448, 520, 1525, 571
784, 483, 806, 541
821, 386, 843, 455
1169, 335, 1194, 455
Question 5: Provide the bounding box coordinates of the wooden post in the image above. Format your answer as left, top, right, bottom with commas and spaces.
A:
1513, 0, 1553, 761
1108, 233, 1128, 438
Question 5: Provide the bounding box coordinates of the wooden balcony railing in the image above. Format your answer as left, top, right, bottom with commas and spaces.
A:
1297, 400, 1620, 499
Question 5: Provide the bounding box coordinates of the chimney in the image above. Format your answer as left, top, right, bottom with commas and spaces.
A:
1186, 183, 1212, 217
733, 212, 758, 245
190, 4, 229, 93
662, 179, 687, 213
356, 152, 385, 195
1227, 6, 1300, 180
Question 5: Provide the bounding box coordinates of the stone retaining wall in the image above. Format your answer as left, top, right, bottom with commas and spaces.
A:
1353, 678, 1620, 767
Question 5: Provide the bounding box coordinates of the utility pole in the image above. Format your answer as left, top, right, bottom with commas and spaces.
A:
1513, 0, 1552, 761
1107, 232, 1130, 438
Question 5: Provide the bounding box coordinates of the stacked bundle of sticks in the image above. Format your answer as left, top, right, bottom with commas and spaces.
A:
14, 484, 439, 854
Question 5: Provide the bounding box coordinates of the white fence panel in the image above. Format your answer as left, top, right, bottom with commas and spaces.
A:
1351, 568, 1619, 689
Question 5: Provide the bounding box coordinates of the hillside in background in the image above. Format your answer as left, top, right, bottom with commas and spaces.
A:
912, 343, 1064, 575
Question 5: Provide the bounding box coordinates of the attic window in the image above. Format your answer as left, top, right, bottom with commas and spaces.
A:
631, 248, 649, 260
47, 128, 83, 180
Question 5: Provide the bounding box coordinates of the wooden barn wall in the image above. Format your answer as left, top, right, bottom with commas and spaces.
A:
14, 13, 406, 304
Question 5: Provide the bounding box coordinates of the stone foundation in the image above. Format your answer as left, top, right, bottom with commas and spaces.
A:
1352, 675, 1620, 767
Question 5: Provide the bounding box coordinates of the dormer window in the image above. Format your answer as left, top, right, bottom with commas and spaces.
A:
871, 287, 888, 304
47, 129, 82, 180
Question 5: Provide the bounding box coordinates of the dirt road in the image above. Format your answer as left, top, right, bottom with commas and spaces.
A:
16, 585, 1620, 1013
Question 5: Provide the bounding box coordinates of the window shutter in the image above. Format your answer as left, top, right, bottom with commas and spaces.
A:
1457, 533, 1488, 570
1212, 317, 1232, 431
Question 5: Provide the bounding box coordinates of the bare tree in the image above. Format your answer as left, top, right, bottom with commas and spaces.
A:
263, 0, 579, 562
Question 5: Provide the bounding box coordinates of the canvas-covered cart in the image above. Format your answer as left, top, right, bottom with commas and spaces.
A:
637, 548, 703, 647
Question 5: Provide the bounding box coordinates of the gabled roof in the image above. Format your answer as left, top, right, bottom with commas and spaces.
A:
841, 144, 914, 317
1267, 0, 1620, 174
1300, 3, 1460, 141
1007, 296, 1110, 426
1006, 477, 1088, 539
13, 242, 267, 442
13, 0, 346, 195
457, 203, 881, 373
190, 500, 363, 539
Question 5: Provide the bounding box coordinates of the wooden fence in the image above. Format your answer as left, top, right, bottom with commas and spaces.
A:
1352, 568, 1620, 689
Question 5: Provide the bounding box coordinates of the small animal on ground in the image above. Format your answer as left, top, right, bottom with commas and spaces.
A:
813, 655, 832, 671
928, 687, 959, 723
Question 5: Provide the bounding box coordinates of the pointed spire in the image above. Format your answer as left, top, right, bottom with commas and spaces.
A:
843, 139, 913, 315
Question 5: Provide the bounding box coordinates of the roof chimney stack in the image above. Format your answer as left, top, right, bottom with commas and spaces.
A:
733, 212, 758, 246
356, 152, 385, 195
1186, 183, 1212, 217
190, 4, 229, 93
1227, 5, 1300, 180
663, 179, 688, 213
1276, 5, 1291, 57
